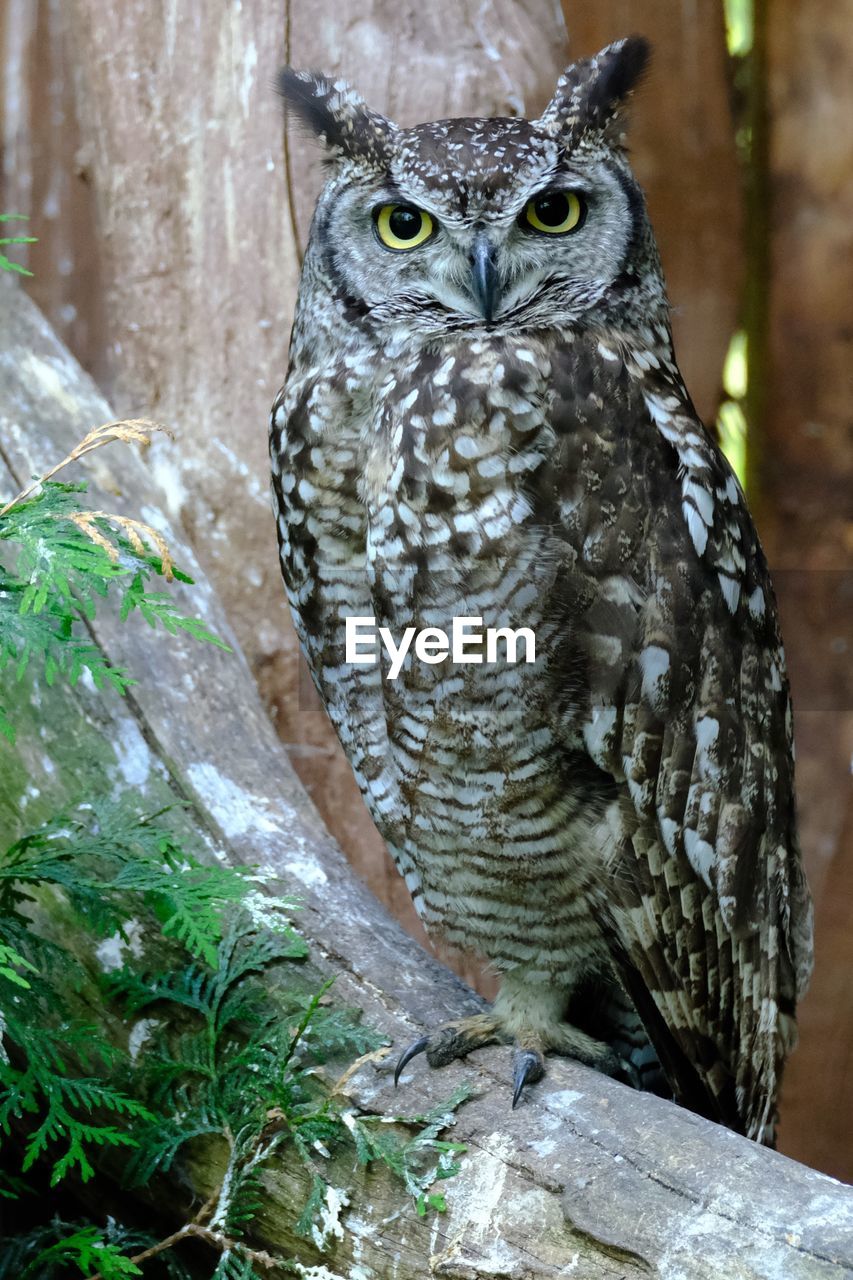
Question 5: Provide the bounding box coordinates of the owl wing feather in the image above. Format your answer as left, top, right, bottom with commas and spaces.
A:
544, 339, 812, 1140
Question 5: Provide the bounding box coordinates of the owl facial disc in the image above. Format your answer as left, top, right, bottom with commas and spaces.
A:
279, 38, 655, 333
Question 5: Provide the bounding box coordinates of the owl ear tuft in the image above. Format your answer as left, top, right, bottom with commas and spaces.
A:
278, 68, 396, 165
538, 36, 650, 143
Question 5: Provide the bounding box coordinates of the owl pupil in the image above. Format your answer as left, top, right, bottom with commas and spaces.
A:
389, 207, 421, 240
534, 194, 569, 226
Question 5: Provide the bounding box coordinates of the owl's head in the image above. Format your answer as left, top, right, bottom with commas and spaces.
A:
281, 38, 662, 338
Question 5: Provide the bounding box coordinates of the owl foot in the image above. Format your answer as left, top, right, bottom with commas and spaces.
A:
393, 1010, 637, 1107
508, 1025, 627, 1107
507, 1030, 638, 1105
393, 1012, 503, 1086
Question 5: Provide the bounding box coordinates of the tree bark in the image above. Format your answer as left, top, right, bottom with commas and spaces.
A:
2, 278, 852, 1279
758, 0, 853, 1179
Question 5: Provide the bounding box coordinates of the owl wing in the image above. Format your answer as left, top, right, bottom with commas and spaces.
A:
545, 341, 813, 1141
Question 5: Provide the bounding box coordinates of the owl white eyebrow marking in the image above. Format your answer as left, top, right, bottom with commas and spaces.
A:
543, 170, 595, 192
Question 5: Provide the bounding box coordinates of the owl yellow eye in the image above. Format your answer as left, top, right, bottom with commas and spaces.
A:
374, 204, 435, 251
522, 190, 584, 235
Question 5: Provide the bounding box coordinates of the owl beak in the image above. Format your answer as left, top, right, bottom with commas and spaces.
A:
471, 231, 499, 323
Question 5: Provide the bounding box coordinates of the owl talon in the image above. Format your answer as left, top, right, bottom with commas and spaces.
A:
512, 1047, 545, 1108
393, 1036, 430, 1087
393, 1013, 503, 1086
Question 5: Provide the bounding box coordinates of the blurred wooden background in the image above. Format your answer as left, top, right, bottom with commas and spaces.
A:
1, 0, 850, 1179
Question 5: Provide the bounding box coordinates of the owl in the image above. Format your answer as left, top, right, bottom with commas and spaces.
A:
270, 37, 813, 1143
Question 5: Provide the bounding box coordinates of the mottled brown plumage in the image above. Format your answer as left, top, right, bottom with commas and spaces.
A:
270, 38, 813, 1140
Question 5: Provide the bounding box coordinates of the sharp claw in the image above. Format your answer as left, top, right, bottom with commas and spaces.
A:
394, 1036, 430, 1087
512, 1048, 545, 1109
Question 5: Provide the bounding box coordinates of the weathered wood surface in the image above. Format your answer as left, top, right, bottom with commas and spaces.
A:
3, 279, 853, 1278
